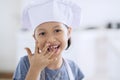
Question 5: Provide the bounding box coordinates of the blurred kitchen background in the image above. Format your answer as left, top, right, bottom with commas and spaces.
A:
0, 0, 120, 80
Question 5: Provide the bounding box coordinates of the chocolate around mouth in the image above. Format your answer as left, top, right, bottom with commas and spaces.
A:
47, 45, 60, 52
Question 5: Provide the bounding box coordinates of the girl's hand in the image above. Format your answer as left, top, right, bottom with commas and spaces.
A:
25, 42, 58, 71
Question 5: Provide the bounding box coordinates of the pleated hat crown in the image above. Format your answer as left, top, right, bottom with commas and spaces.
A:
22, 0, 81, 30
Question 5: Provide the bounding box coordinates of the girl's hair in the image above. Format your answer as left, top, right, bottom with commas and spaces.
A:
66, 37, 71, 50
64, 24, 71, 50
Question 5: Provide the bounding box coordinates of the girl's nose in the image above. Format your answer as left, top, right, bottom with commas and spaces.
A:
47, 36, 56, 44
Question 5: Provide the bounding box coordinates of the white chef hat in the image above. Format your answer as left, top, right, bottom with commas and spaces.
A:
22, 0, 81, 31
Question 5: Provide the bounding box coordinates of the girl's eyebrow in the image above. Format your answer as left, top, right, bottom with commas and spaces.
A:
37, 28, 45, 32
37, 25, 61, 31
53, 25, 61, 28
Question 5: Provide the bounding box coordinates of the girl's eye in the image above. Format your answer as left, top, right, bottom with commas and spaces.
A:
55, 29, 61, 33
39, 32, 45, 36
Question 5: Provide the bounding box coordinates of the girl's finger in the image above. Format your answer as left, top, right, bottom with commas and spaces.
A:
45, 49, 56, 59
49, 49, 61, 59
25, 47, 32, 59
48, 58, 55, 64
35, 41, 39, 54
41, 43, 50, 55
45, 49, 56, 58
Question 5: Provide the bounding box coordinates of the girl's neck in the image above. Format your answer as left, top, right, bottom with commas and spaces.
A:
47, 56, 63, 70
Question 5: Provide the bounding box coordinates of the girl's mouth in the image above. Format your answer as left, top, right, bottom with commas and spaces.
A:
47, 45, 60, 52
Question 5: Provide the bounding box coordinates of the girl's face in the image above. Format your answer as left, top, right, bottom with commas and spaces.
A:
34, 22, 71, 55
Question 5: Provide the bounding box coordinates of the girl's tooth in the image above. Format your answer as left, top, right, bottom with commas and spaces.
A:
50, 46, 52, 49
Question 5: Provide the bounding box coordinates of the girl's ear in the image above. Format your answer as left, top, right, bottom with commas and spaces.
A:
33, 34, 39, 44
67, 27, 72, 39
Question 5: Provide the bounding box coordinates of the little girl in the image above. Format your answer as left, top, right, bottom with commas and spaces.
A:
13, 0, 84, 80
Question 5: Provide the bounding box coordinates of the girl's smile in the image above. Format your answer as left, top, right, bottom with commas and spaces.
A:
47, 44, 60, 53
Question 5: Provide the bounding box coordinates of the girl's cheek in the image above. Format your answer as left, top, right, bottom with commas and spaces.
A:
36, 39, 45, 49
60, 36, 68, 49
